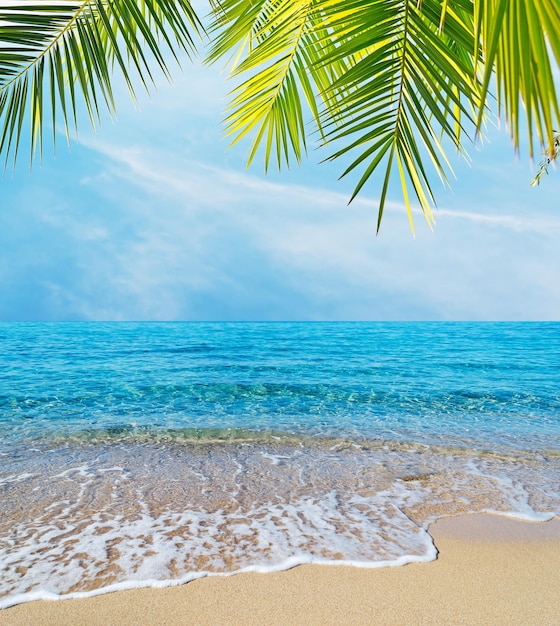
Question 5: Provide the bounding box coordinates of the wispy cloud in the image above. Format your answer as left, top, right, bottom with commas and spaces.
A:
32, 135, 553, 321
87, 135, 560, 236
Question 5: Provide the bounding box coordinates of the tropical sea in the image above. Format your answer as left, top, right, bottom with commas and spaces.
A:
1, 322, 559, 609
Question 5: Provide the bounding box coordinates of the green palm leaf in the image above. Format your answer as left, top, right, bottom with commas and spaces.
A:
474, 0, 560, 157
317, 0, 480, 232
208, 0, 483, 230
0, 1, 202, 168
207, 0, 350, 169
210, 0, 560, 230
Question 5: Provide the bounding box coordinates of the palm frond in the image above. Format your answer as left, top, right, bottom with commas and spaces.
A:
317, 0, 480, 232
207, 0, 350, 170
210, 0, 481, 231
475, 0, 560, 158
0, 0, 202, 169
209, 0, 560, 231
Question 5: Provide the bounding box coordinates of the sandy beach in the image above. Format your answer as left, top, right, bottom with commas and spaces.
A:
1, 514, 559, 626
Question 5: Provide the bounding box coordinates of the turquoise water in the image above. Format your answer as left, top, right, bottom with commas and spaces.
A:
1, 322, 559, 607
3, 322, 559, 450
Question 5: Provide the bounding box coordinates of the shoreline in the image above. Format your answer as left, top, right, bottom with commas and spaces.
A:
2, 514, 559, 625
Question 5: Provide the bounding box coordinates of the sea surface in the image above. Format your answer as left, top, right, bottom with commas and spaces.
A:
1, 322, 559, 608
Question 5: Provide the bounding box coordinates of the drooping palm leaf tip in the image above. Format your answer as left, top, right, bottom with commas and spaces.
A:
531, 132, 560, 187
0, 1, 202, 169
1, 2, 560, 232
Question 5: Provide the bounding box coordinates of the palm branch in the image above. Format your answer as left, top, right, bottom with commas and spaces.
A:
0, 1, 202, 168
209, 0, 560, 231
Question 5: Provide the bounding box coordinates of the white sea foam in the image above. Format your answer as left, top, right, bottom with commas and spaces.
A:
260, 452, 291, 465
464, 459, 557, 522
0, 487, 437, 610
0, 542, 441, 612
1, 440, 559, 610
52, 465, 93, 479
0, 472, 37, 486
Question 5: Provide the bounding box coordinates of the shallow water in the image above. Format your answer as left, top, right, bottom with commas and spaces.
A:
1, 322, 559, 607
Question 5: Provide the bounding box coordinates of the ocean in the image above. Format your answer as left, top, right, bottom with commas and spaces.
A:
1, 322, 559, 608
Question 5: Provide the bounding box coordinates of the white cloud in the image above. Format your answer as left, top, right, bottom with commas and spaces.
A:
47, 134, 558, 321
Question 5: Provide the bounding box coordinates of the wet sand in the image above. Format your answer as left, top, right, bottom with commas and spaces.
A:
1, 514, 559, 626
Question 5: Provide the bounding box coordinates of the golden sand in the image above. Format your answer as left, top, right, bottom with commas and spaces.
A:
1, 514, 559, 626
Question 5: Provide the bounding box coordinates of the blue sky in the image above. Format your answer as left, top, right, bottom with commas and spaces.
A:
1, 41, 559, 320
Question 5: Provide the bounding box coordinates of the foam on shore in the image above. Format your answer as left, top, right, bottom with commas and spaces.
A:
1, 514, 560, 626
1, 438, 559, 609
